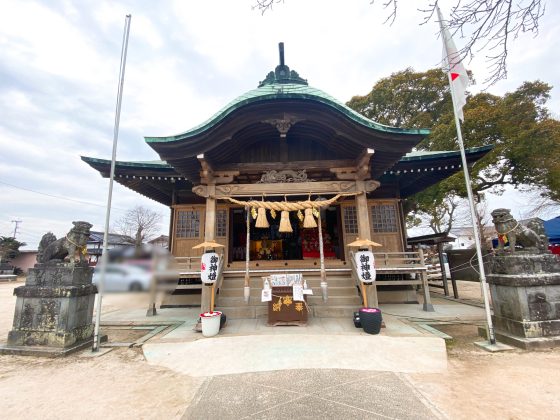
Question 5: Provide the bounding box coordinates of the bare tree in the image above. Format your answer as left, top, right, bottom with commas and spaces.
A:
474, 194, 492, 248
114, 206, 161, 250
425, 195, 462, 234
523, 189, 560, 218
254, 0, 546, 85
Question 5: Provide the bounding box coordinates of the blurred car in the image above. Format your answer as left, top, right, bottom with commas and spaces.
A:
92, 263, 152, 292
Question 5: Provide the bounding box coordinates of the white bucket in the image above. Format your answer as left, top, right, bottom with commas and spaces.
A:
200, 311, 222, 337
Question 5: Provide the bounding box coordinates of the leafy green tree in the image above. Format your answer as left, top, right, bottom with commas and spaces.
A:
0, 236, 26, 263
347, 68, 560, 232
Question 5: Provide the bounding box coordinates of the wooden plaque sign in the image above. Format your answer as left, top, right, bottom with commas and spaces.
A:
268, 286, 308, 326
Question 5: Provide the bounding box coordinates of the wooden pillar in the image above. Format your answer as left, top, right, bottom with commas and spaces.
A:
201, 184, 216, 313
355, 181, 378, 307
355, 182, 371, 240
317, 212, 327, 302
168, 184, 177, 253
244, 207, 251, 303
437, 241, 450, 296
148, 186, 176, 317
419, 247, 435, 312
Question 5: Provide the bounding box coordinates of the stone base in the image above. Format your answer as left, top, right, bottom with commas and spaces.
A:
478, 326, 560, 350
473, 340, 515, 352
0, 337, 95, 358
8, 324, 94, 348
4, 262, 98, 356
491, 314, 560, 339
487, 252, 560, 344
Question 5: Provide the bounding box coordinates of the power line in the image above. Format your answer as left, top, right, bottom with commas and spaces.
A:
0, 179, 126, 211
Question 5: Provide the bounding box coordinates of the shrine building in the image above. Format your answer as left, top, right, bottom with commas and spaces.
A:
83, 44, 490, 316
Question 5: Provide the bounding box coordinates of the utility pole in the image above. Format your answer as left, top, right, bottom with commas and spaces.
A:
11, 220, 22, 239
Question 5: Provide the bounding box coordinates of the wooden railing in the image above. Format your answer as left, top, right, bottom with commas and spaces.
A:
372, 251, 425, 269
174, 256, 202, 273
349, 249, 434, 311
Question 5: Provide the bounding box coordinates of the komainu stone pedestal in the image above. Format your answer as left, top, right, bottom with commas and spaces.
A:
0, 263, 97, 357
486, 253, 560, 349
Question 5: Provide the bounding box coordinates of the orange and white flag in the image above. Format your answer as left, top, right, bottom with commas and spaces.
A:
437, 7, 469, 122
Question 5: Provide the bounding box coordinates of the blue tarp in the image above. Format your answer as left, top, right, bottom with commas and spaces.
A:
544, 216, 560, 244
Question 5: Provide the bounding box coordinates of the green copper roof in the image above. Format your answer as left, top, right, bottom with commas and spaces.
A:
400, 145, 493, 161
81, 156, 171, 168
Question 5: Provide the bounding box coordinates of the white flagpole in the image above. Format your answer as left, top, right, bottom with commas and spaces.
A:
93, 14, 132, 352
438, 10, 496, 345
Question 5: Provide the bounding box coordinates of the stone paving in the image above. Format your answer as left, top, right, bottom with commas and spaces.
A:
182, 369, 445, 419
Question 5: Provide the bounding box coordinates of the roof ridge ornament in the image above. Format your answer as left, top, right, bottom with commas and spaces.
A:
258, 42, 308, 87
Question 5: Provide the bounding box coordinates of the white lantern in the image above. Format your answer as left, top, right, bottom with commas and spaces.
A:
354, 250, 376, 284
200, 251, 221, 284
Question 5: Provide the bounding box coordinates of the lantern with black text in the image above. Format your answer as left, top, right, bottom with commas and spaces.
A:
354, 250, 376, 284
200, 251, 221, 285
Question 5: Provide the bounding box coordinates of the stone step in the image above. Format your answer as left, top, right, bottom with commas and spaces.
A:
218, 286, 359, 298
215, 305, 360, 319
312, 305, 358, 318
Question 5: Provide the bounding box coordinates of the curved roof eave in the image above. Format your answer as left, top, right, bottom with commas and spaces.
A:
81, 156, 173, 169
145, 83, 430, 144
398, 145, 494, 162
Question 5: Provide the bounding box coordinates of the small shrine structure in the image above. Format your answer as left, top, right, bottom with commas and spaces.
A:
83, 43, 490, 317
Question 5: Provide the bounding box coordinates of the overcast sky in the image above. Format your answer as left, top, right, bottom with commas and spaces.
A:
1, 0, 559, 249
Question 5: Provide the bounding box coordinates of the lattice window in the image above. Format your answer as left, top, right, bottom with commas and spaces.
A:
343, 206, 358, 234
371, 204, 398, 233
215, 209, 227, 238
176, 210, 200, 238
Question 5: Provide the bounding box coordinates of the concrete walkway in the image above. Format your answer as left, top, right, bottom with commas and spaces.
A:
143, 333, 447, 377
182, 369, 445, 419
99, 293, 486, 418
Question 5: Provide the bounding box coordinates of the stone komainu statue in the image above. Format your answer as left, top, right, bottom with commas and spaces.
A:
37, 221, 93, 265
491, 208, 548, 253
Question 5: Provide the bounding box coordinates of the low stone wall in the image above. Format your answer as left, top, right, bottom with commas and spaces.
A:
447, 249, 492, 281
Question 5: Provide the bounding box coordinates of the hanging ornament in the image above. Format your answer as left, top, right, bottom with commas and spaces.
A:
303, 208, 318, 228
255, 207, 270, 228
251, 207, 257, 220
297, 209, 304, 222
312, 208, 320, 218
279, 211, 293, 233
270, 209, 277, 219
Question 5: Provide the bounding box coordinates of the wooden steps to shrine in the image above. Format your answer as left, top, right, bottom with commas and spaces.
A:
215, 271, 362, 319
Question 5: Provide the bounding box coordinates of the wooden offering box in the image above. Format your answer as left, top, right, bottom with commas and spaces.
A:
268, 286, 308, 326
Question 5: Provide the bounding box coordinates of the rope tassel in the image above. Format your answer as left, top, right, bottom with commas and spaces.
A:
255, 207, 269, 228
303, 208, 317, 228
279, 211, 293, 233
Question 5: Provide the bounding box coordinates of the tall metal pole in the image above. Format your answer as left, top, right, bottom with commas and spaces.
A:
92, 14, 132, 352
447, 74, 496, 345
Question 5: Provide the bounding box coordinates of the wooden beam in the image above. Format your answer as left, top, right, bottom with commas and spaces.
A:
331, 148, 375, 181
192, 180, 380, 198
214, 159, 355, 173
197, 153, 213, 183
354, 148, 375, 180
197, 154, 239, 184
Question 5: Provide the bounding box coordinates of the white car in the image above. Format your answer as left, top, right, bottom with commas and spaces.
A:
92, 264, 152, 292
